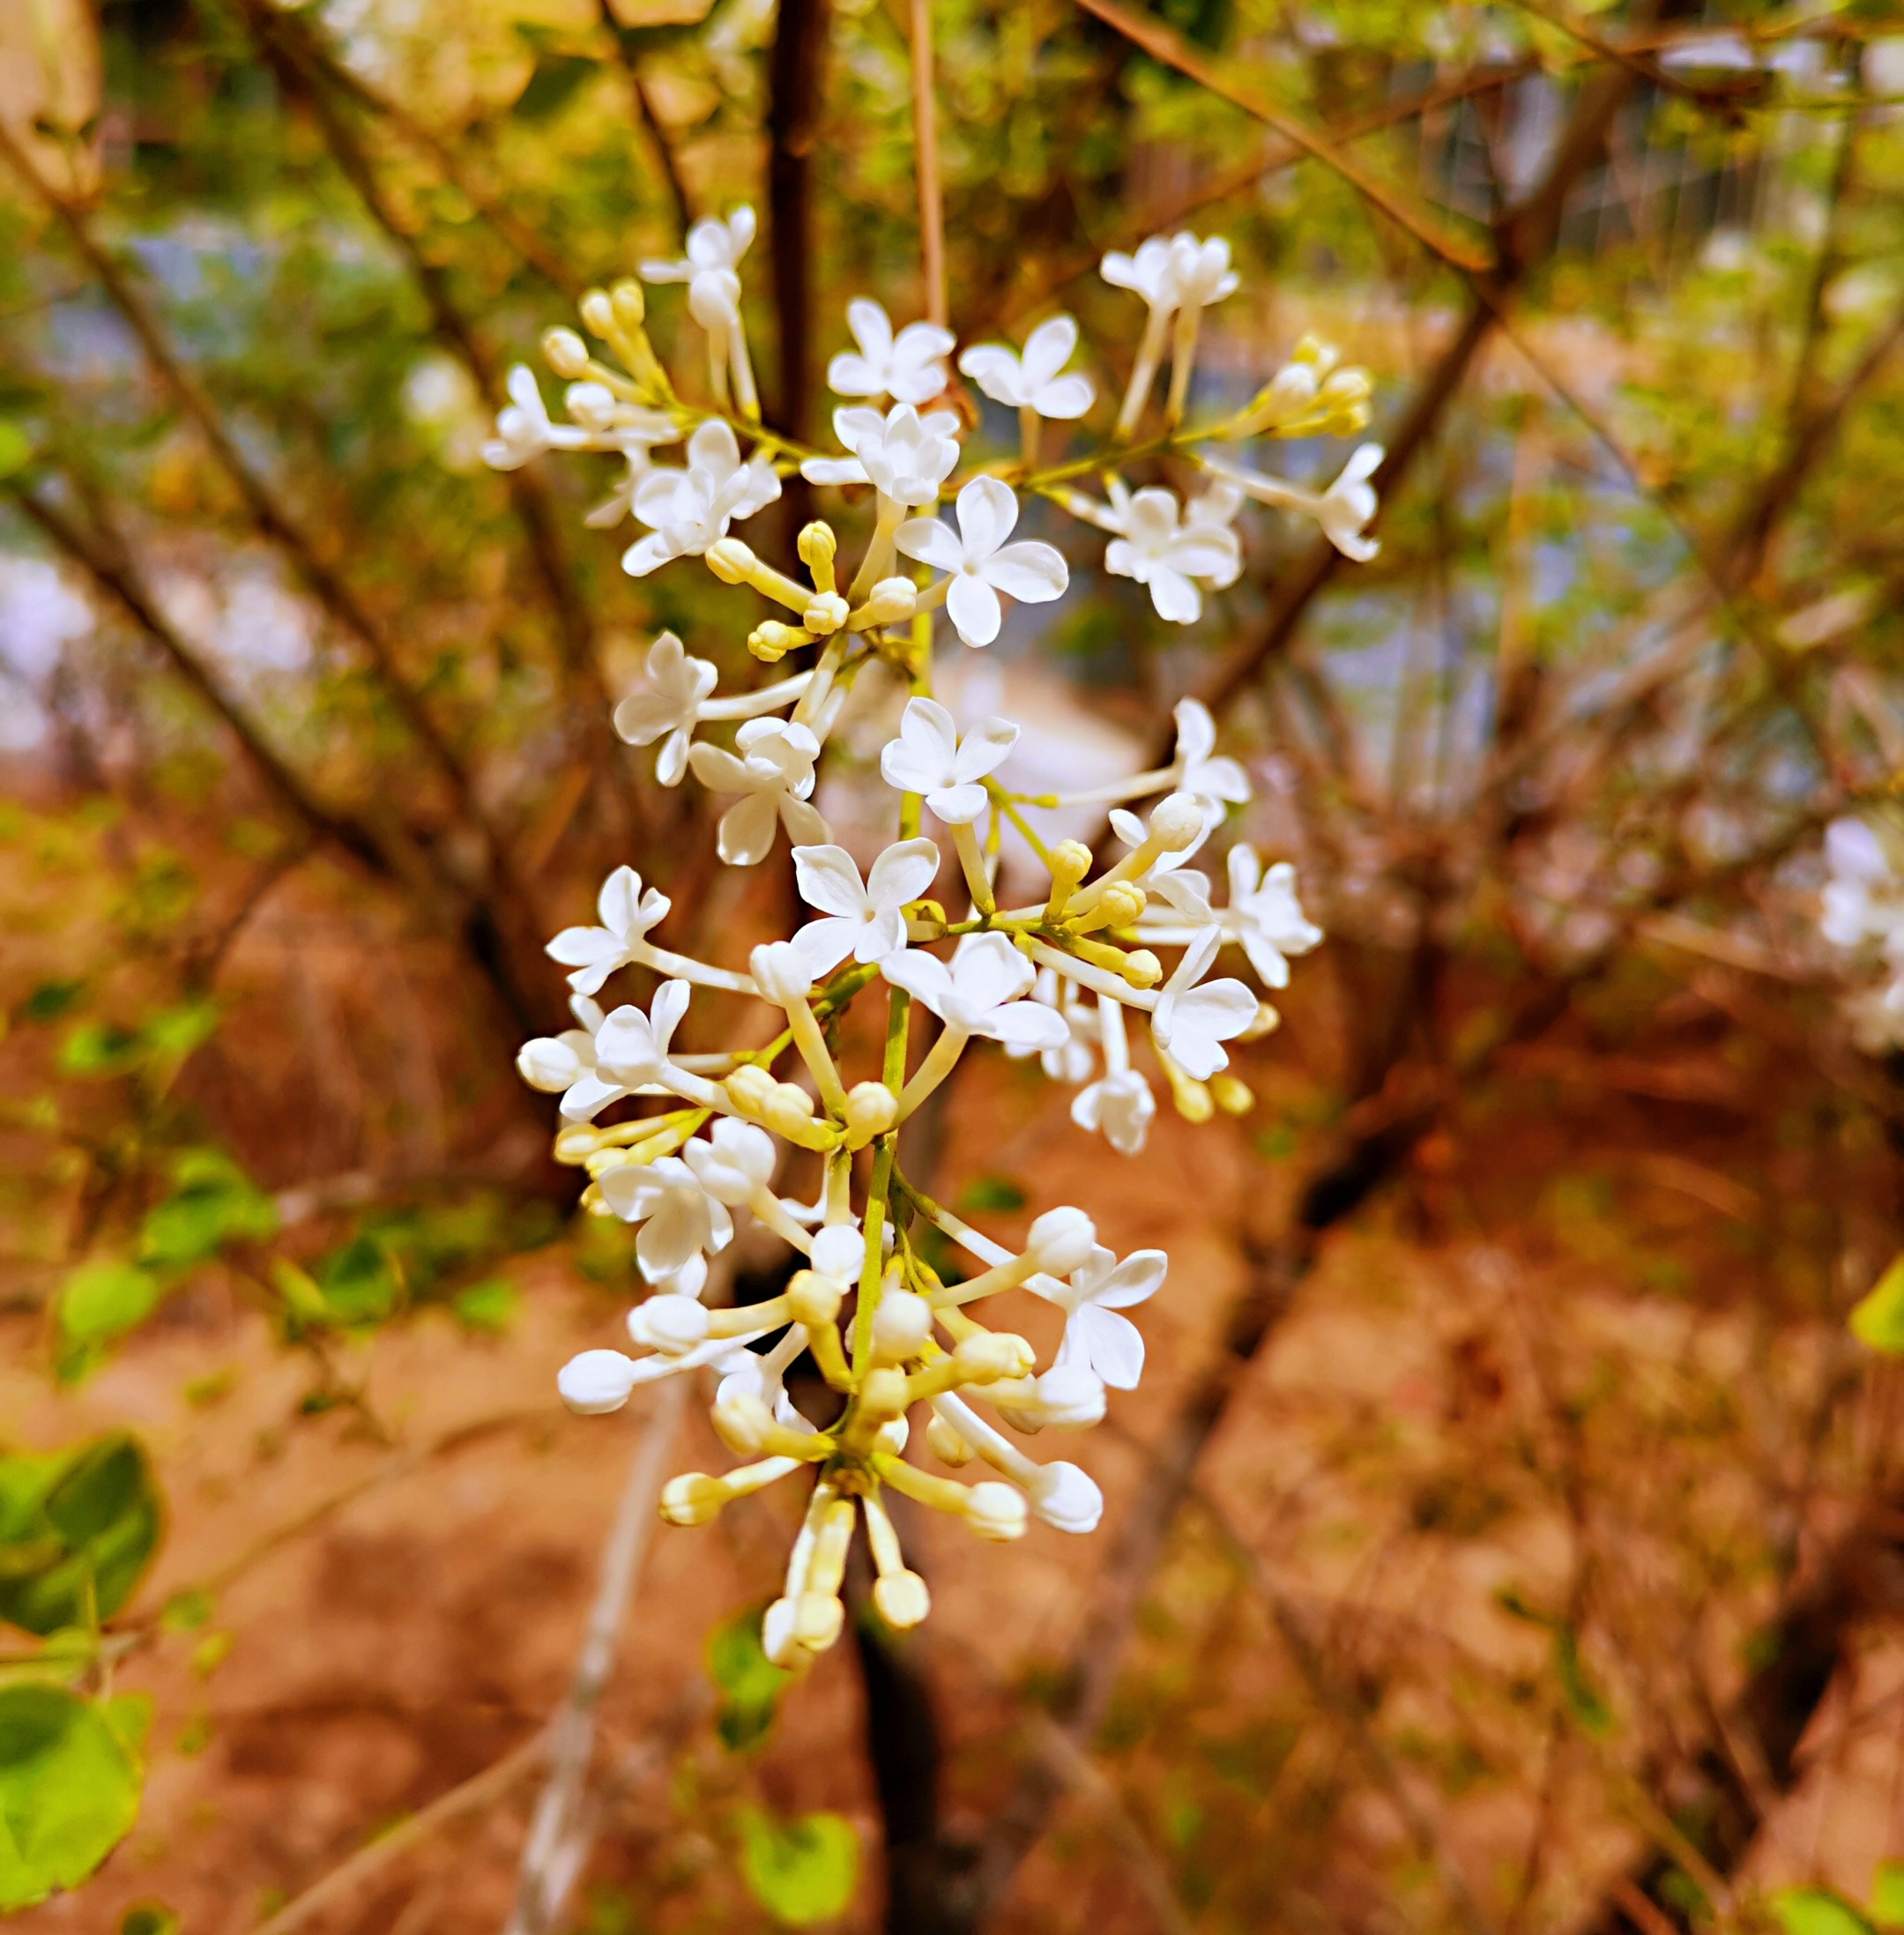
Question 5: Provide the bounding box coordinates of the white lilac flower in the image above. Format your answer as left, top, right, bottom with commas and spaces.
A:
1149, 928, 1256, 1080
1103, 483, 1241, 624
790, 837, 941, 975
612, 632, 718, 786
640, 208, 761, 410
516, 994, 606, 1095
830, 403, 960, 505
1170, 698, 1250, 815
878, 696, 1020, 827
556, 980, 691, 1120
1032, 1241, 1166, 1388
688, 718, 829, 866
623, 420, 781, 577
582, 406, 685, 528
957, 316, 1095, 419
1099, 234, 1182, 310
681, 1119, 777, 1206
546, 866, 672, 996
1184, 481, 1246, 590
828, 299, 955, 406
1100, 231, 1237, 435
1223, 846, 1322, 989
1169, 233, 1239, 309
483, 365, 608, 470
896, 477, 1068, 648
1070, 995, 1154, 1156
1201, 444, 1384, 563
641, 206, 756, 291
599, 1155, 733, 1284
883, 932, 1070, 1052
1822, 819, 1904, 950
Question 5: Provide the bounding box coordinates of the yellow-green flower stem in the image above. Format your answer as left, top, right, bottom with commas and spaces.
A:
792, 632, 852, 729
852, 1138, 894, 1380
848, 494, 907, 603
784, 996, 848, 1115
950, 820, 993, 917
874, 1454, 978, 1516
897, 1025, 965, 1120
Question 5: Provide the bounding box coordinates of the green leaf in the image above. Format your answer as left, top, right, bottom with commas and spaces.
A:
0, 1684, 142, 1910
19, 981, 83, 1023
102, 1693, 152, 1756
450, 1277, 518, 1334
0, 421, 30, 481
956, 1173, 1026, 1213
138, 1150, 277, 1268
708, 1604, 793, 1753
314, 1232, 400, 1323
1772, 1889, 1877, 1935
56, 1022, 142, 1078
119, 1906, 180, 1935
56, 1261, 161, 1351
1850, 1254, 1904, 1354
1871, 1867, 1904, 1930
737, 1806, 859, 1926
514, 51, 598, 120
0, 1435, 162, 1637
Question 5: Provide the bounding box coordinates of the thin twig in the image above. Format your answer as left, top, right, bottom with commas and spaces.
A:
249, 1726, 548, 1935
909, 0, 947, 328
503, 1375, 689, 1935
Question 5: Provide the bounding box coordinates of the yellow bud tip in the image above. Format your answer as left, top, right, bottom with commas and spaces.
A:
705, 538, 755, 584
1120, 949, 1162, 989
541, 326, 589, 378
874, 1570, 932, 1630
609, 277, 645, 327
787, 1269, 844, 1328
1170, 1078, 1215, 1125
797, 521, 838, 570
1209, 1072, 1255, 1117
659, 1473, 727, 1527
579, 289, 614, 337
792, 1591, 845, 1652
1047, 839, 1091, 884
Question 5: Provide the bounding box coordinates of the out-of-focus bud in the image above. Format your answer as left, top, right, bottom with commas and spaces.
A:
786, 1268, 844, 1327
541, 326, 590, 378
963, 1481, 1029, 1542
926, 1411, 975, 1465
557, 1349, 638, 1415
1149, 792, 1207, 852
874, 1568, 932, 1629
1027, 1206, 1096, 1274
660, 1472, 728, 1526
1209, 1072, 1255, 1115
954, 1331, 1035, 1382
628, 1293, 710, 1355
844, 1081, 898, 1148
725, 1062, 777, 1115
872, 1289, 934, 1365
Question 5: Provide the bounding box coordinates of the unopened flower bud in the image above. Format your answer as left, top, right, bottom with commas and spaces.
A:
762, 1596, 810, 1667
749, 620, 806, 662
725, 1062, 777, 1115
844, 1081, 897, 1148
557, 1349, 638, 1415
926, 1412, 975, 1465
1045, 840, 1092, 917
705, 537, 755, 584
792, 1590, 844, 1651
874, 1568, 932, 1629
859, 1366, 910, 1423
750, 941, 814, 1004
1169, 1074, 1213, 1124
609, 277, 645, 328
797, 521, 837, 587
1209, 1072, 1255, 1116
628, 1293, 710, 1355
810, 1224, 866, 1283
1029, 1461, 1103, 1534
1026, 1206, 1096, 1275
786, 1268, 844, 1328
1094, 882, 1147, 930
1120, 949, 1162, 989
659, 1472, 728, 1527
541, 325, 589, 378
954, 1331, 1035, 1382
854, 577, 917, 628
712, 1391, 776, 1456
963, 1481, 1029, 1542
1149, 792, 1207, 852
579, 288, 615, 337
803, 590, 849, 635
872, 1290, 933, 1365
764, 1083, 819, 1139
552, 1125, 602, 1165
1239, 1001, 1281, 1040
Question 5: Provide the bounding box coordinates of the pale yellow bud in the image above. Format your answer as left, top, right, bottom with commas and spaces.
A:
871, 1289, 933, 1366
659, 1472, 728, 1527
874, 1569, 932, 1630
553, 1125, 601, 1165
763, 1082, 818, 1139
712, 1393, 776, 1457
798, 521, 838, 590
725, 1064, 776, 1115
963, 1480, 1029, 1542
1239, 1001, 1281, 1040
578, 288, 615, 338
1209, 1072, 1255, 1116
1169, 1075, 1214, 1124
926, 1412, 975, 1466
541, 326, 590, 378
844, 1080, 897, 1148
609, 278, 646, 329
786, 1268, 844, 1328
1120, 949, 1162, 989
802, 590, 849, 635
1045, 840, 1092, 919
955, 1331, 1036, 1382
792, 1590, 845, 1651
748, 621, 806, 662
859, 1366, 910, 1422
704, 537, 754, 584
1092, 881, 1147, 930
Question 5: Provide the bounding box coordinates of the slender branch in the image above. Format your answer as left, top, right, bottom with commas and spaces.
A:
598, 0, 695, 241
248, 1728, 548, 1935
504, 1375, 688, 1935
1070, 0, 1495, 277
910, 0, 948, 327
769, 0, 829, 442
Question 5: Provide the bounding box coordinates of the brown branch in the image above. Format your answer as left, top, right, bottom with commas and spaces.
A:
768, 0, 829, 442
908, 0, 948, 327
598, 0, 695, 242
1070, 0, 1496, 276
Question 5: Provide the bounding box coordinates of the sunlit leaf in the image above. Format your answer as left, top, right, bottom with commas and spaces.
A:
1870, 1864, 1904, 1928
1849, 1254, 1904, 1354
450, 1277, 518, 1333
737, 1805, 859, 1926
138, 1150, 277, 1268
0, 1684, 142, 1910
56, 1261, 160, 1351
709, 1602, 792, 1752
0, 1435, 161, 1637
1772, 1889, 1876, 1935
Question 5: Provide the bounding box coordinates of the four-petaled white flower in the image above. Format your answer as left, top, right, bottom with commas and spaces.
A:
688, 718, 829, 866
1224, 846, 1323, 989
681, 1119, 777, 1205
599, 1154, 733, 1283
1070, 1067, 1155, 1156
1150, 927, 1256, 1079
546, 866, 672, 995
483, 366, 597, 470
516, 994, 606, 1096
624, 420, 781, 577
958, 316, 1095, 419
896, 477, 1068, 647
790, 837, 941, 975
640, 207, 756, 324
1099, 234, 1183, 310
828, 299, 955, 406
1201, 445, 1384, 564
1033, 1243, 1166, 1389
804, 403, 959, 504
1171, 698, 1250, 815
1169, 234, 1239, 309
613, 632, 718, 786
878, 696, 1019, 826
1104, 483, 1241, 624
883, 933, 1070, 1052
556, 980, 691, 1120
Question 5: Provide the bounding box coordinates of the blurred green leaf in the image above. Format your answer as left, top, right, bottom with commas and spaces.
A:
314, 1232, 400, 1323
1849, 1254, 1904, 1354
0, 1684, 142, 1910
0, 1434, 161, 1636
56, 1261, 160, 1351
1871, 1864, 1904, 1928
737, 1805, 859, 1926
450, 1277, 518, 1333
119, 1905, 180, 1935
709, 1602, 792, 1753
19, 981, 83, 1024
0, 421, 30, 480
956, 1173, 1026, 1213
1772, 1889, 1876, 1935
57, 1022, 143, 1078
514, 51, 598, 120
138, 1149, 277, 1268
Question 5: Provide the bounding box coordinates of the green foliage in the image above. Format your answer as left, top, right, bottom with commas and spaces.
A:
0, 1684, 143, 1910
736, 1805, 859, 1927
0, 1435, 161, 1637
0, 420, 31, 480
956, 1172, 1026, 1213
1871, 1865, 1904, 1929
1848, 1254, 1904, 1353
708, 1603, 793, 1752
56, 1262, 161, 1356
119, 1907, 181, 1935
450, 1277, 519, 1333
138, 1150, 278, 1268
1772, 1889, 1877, 1935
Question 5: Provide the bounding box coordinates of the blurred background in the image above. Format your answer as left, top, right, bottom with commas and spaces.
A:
5, 0, 1904, 1931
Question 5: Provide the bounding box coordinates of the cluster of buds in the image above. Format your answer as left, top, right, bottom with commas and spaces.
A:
495, 209, 1363, 1664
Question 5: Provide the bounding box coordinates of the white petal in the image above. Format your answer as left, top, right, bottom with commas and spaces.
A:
801, 456, 870, 486
1077, 1306, 1145, 1388
946, 571, 1004, 647
956, 475, 1020, 560
792, 844, 870, 919
827, 352, 885, 398
982, 541, 1067, 604
866, 837, 942, 912
791, 916, 859, 978
950, 715, 1021, 783
1089, 1249, 1167, 1309
1148, 567, 1202, 625
779, 793, 832, 846
881, 949, 954, 1017
718, 792, 778, 866
894, 516, 967, 574
982, 1002, 1072, 1052
926, 782, 988, 826
1031, 373, 1095, 420
958, 343, 1027, 407
1021, 315, 1078, 386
